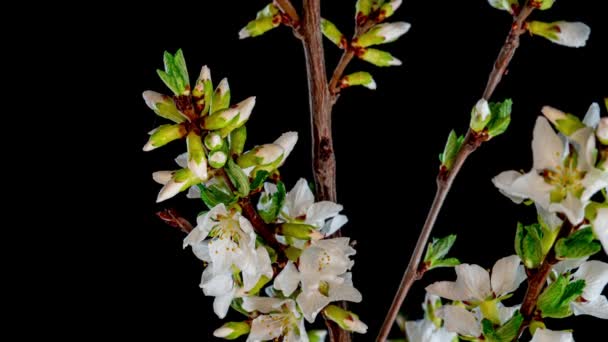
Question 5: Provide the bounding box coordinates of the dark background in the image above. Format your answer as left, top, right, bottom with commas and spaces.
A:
123, 1, 606, 340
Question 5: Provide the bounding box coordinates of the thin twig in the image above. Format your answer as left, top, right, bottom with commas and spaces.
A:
376, 3, 536, 341
328, 21, 376, 97
156, 208, 194, 233
274, 0, 301, 28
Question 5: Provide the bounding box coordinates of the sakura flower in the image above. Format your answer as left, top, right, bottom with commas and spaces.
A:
405, 294, 457, 342
184, 204, 272, 291
570, 260, 608, 319
592, 206, 608, 255
273, 178, 348, 235
241, 297, 308, 342
426, 255, 526, 303
493, 117, 608, 224
530, 328, 574, 342
273, 238, 362, 322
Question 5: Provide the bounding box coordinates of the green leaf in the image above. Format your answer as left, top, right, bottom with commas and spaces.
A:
158, 50, 190, 95
225, 158, 251, 197
440, 130, 464, 170
198, 182, 236, 209
487, 99, 513, 138
424, 235, 459, 270
321, 18, 346, 48
257, 181, 286, 223
481, 311, 523, 342
431, 258, 461, 269
515, 223, 544, 269
230, 298, 250, 317
555, 227, 602, 259
537, 275, 585, 318
250, 170, 270, 190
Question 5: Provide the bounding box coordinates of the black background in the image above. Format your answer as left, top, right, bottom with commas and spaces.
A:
123, 1, 607, 340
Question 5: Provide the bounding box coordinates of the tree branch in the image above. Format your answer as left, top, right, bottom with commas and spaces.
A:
377, 3, 535, 341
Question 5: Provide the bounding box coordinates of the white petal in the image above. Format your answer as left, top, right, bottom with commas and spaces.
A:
548, 193, 586, 225
200, 269, 233, 297
328, 280, 363, 304
297, 290, 332, 323
274, 261, 301, 296
536, 204, 563, 233
553, 257, 588, 276
274, 132, 298, 166
321, 214, 348, 236
438, 305, 481, 337
530, 328, 574, 342
554, 21, 591, 48
284, 178, 315, 219
593, 208, 608, 255
242, 296, 288, 313
152, 171, 173, 185
581, 169, 608, 201
491, 255, 527, 297
573, 260, 608, 300
572, 295, 608, 319
376, 22, 411, 42
492, 170, 526, 203
213, 290, 235, 319
425, 281, 468, 301
248, 314, 285, 341
156, 179, 183, 203
455, 264, 492, 302
174, 152, 188, 168
242, 247, 273, 292
306, 201, 343, 227
405, 319, 432, 342
532, 117, 565, 170
583, 103, 601, 128
186, 185, 201, 199
183, 227, 207, 248
506, 172, 553, 209
191, 241, 210, 262
498, 303, 520, 324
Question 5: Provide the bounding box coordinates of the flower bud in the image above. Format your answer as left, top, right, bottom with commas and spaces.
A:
359, 48, 401, 67
152, 171, 173, 185
142, 91, 187, 123
203, 107, 240, 130
321, 18, 346, 49
187, 131, 208, 180
470, 99, 491, 132
213, 321, 250, 340
143, 124, 187, 151
239, 4, 281, 39
274, 132, 298, 166
532, 0, 556, 10
229, 125, 247, 156
323, 305, 368, 334
193, 65, 213, 115
378, 0, 403, 21
528, 21, 591, 48
238, 144, 284, 168
211, 78, 231, 112
340, 71, 376, 90
353, 22, 411, 48
487, 0, 519, 14
204, 132, 224, 151
278, 223, 324, 240
156, 168, 200, 202
208, 150, 228, 169
218, 96, 256, 137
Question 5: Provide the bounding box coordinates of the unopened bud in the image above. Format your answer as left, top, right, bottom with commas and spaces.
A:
470, 99, 491, 132
187, 131, 208, 180
238, 144, 284, 168
323, 305, 368, 334
211, 78, 231, 112
204, 132, 225, 151
142, 90, 187, 123
208, 150, 228, 169
143, 124, 187, 151
597, 118, 608, 145
213, 321, 250, 340
378, 0, 403, 21
353, 22, 410, 48
340, 71, 376, 90
528, 21, 591, 48
359, 48, 402, 67
274, 132, 298, 166
193, 65, 213, 115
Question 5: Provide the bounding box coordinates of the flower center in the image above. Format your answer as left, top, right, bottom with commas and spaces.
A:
542, 148, 586, 202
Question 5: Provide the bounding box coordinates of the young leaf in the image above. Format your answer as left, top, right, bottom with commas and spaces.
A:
225, 158, 250, 197
308, 330, 328, 342
257, 181, 286, 223
487, 99, 513, 138
439, 130, 465, 170
481, 310, 523, 342
198, 183, 236, 209
515, 223, 544, 269
424, 235, 460, 270
229, 125, 248, 156
537, 275, 585, 318
555, 227, 602, 259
